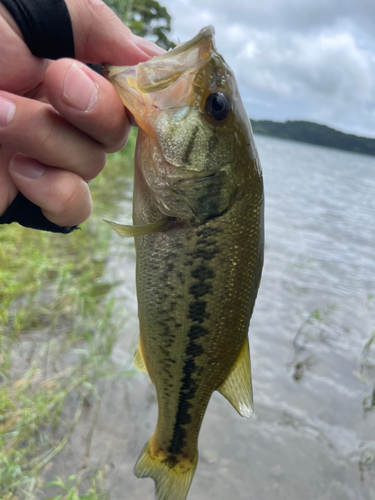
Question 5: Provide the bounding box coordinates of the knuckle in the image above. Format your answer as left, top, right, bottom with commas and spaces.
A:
34, 107, 67, 156
89, 0, 126, 28
87, 0, 107, 13
34, 105, 106, 180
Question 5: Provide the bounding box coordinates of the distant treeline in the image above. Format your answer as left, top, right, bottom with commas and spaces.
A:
250, 119, 375, 157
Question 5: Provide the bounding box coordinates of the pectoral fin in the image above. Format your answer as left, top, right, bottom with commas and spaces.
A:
134, 340, 148, 374
217, 337, 253, 418
104, 218, 168, 237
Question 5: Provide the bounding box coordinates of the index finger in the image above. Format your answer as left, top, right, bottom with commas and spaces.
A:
44, 59, 130, 153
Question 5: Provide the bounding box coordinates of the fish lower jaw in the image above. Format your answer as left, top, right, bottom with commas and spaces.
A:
104, 64, 130, 78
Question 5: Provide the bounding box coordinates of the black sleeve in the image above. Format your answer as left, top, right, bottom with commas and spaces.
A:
0, 192, 78, 234
0, 0, 78, 233
1, 0, 75, 59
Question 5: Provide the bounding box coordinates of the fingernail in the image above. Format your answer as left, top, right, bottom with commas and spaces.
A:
0, 96, 15, 126
62, 63, 98, 112
10, 155, 45, 179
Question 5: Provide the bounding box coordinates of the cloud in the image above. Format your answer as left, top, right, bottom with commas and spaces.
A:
161, 0, 375, 137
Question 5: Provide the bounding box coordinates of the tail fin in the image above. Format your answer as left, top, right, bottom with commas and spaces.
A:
134, 440, 198, 500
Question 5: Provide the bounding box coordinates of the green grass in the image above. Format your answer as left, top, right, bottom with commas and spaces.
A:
0, 129, 137, 500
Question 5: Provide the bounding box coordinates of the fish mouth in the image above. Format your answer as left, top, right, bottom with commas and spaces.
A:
104, 26, 215, 80
104, 26, 218, 130
152, 25, 215, 61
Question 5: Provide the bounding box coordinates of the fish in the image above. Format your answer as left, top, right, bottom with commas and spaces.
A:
104, 25, 264, 500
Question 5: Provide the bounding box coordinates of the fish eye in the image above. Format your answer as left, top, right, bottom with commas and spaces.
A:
204, 92, 231, 121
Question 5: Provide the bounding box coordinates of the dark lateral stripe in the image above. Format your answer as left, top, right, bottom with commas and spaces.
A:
188, 300, 210, 323
168, 359, 196, 454
188, 324, 209, 340
192, 246, 219, 260
168, 238, 217, 455
196, 226, 222, 237
189, 281, 212, 299
191, 264, 215, 280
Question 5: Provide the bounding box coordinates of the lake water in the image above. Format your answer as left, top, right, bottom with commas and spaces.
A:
59, 135, 375, 499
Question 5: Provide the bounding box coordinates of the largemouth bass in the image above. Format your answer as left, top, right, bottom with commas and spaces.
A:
105, 25, 264, 500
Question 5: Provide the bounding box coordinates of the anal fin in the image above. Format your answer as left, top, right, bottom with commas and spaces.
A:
104, 218, 168, 237
217, 337, 253, 418
134, 339, 148, 374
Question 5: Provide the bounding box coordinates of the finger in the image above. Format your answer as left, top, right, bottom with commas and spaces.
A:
8, 154, 92, 227
24, 71, 52, 103
131, 34, 166, 57
0, 5, 48, 94
66, 0, 153, 65
0, 145, 18, 216
0, 3, 22, 38
44, 59, 130, 153
0, 91, 106, 181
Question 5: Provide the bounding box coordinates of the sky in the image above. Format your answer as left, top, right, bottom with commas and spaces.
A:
161, 0, 375, 138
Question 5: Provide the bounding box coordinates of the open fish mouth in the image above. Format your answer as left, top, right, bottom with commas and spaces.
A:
103, 24, 230, 139
155, 25, 215, 59
104, 25, 216, 82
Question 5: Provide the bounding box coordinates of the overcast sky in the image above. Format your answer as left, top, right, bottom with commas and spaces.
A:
161, 0, 375, 138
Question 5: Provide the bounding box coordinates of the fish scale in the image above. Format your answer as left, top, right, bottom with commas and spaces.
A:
135, 189, 263, 468
105, 25, 264, 500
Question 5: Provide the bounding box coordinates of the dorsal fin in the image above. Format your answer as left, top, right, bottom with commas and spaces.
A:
216, 337, 253, 418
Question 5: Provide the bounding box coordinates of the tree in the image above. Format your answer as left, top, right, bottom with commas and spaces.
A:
104, 0, 176, 50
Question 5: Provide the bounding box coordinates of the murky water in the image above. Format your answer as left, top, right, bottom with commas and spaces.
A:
53, 136, 375, 499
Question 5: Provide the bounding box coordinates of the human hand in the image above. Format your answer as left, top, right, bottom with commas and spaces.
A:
0, 0, 164, 229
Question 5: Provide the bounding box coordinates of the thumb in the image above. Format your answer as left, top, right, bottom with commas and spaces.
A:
66, 0, 163, 66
